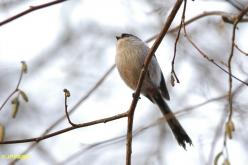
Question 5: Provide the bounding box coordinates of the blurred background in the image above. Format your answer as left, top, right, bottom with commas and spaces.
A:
0, 0, 248, 164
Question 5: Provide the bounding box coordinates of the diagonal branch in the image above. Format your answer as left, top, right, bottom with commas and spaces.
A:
182, 22, 248, 86
0, 0, 68, 26
0, 112, 128, 144
125, 0, 183, 164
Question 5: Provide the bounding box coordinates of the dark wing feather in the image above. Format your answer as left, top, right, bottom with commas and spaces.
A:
149, 55, 170, 100
160, 73, 170, 100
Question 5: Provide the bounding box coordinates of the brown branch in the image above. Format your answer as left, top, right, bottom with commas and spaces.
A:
125, 0, 183, 164
219, 6, 248, 161
9, 65, 115, 164
0, 112, 128, 144
0, 0, 68, 26
61, 82, 246, 164
0, 61, 26, 111
170, 0, 188, 87
234, 43, 248, 56
2, 78, 244, 146
170, 4, 185, 86
227, 6, 248, 122
1, 4, 246, 163
63, 89, 77, 127
146, 11, 248, 86
2, 78, 245, 165
222, 15, 248, 24
171, 11, 232, 32
182, 21, 248, 86
15, 9, 244, 161
46, 65, 115, 132
177, 78, 245, 117
146, 11, 232, 43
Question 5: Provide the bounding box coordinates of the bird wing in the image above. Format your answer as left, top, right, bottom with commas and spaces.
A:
159, 73, 170, 100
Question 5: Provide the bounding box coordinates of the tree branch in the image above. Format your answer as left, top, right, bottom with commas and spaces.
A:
182, 21, 248, 86
0, 0, 68, 26
234, 43, 248, 56
8, 65, 115, 164
126, 0, 183, 164
0, 112, 127, 144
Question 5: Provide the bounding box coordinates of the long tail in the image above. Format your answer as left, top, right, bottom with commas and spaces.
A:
153, 93, 192, 149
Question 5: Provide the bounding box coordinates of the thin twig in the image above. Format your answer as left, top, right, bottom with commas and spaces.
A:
61, 81, 246, 164
0, 62, 25, 111
170, 0, 188, 86
216, 7, 248, 164
126, 0, 183, 164
0, 0, 68, 26
225, 0, 247, 15
234, 43, 248, 56
63, 89, 77, 127
170, 2, 185, 86
9, 65, 115, 164
12, 10, 243, 161
1, 78, 245, 146
46, 65, 115, 132
146, 11, 232, 43
227, 6, 248, 122
182, 21, 248, 86
147, 11, 248, 86
0, 112, 128, 144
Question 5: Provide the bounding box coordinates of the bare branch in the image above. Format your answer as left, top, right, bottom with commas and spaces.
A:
0, 112, 127, 144
170, 4, 185, 86
126, 0, 183, 164
234, 43, 248, 56
170, 0, 188, 87
0, 0, 68, 26
227, 5, 248, 121
63, 89, 77, 127
182, 21, 248, 86
146, 11, 232, 43
9, 65, 115, 164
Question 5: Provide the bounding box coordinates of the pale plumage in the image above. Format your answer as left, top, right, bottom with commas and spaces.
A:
115, 33, 192, 149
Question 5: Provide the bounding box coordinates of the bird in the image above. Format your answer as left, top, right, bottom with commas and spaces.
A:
115, 33, 192, 149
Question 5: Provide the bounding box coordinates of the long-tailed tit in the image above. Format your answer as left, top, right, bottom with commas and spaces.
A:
115, 33, 192, 149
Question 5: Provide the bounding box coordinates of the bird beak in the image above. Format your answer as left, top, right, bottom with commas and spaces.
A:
116, 36, 121, 40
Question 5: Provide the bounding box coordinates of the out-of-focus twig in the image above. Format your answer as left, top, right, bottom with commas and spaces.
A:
225, 0, 247, 15
0, 61, 27, 112
10, 65, 115, 164
146, 11, 233, 43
